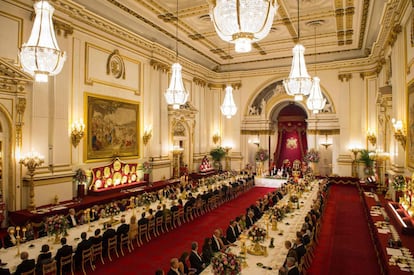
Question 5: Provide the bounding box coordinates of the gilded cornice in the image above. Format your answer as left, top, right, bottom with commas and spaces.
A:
387, 24, 402, 47
193, 77, 207, 87
338, 73, 352, 82
207, 82, 242, 90
54, 19, 73, 37
150, 59, 170, 73
240, 129, 274, 135
407, 58, 414, 74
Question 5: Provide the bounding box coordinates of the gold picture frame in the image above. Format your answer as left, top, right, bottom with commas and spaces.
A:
408, 82, 414, 169
85, 93, 140, 162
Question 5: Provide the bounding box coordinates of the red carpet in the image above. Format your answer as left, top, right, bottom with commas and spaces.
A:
79, 186, 273, 274
307, 184, 381, 275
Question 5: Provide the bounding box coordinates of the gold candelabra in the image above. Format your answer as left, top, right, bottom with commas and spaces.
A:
223, 146, 232, 171
71, 119, 85, 147
19, 152, 45, 210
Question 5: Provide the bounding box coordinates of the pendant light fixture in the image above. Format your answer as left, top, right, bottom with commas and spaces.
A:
164, 0, 189, 109
19, 0, 66, 82
306, 22, 326, 113
209, 0, 279, 53
283, 0, 311, 101
221, 46, 237, 118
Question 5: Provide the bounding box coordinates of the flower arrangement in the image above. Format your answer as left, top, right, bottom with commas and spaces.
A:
73, 168, 87, 184
105, 202, 120, 217
255, 148, 269, 162
271, 206, 286, 221
139, 192, 155, 206
304, 149, 320, 163
392, 175, 406, 191
210, 147, 226, 162
45, 215, 68, 235
142, 161, 152, 174
211, 252, 242, 275
248, 225, 266, 243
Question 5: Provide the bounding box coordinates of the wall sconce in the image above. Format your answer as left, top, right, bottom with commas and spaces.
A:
71, 119, 85, 148
320, 134, 332, 149
212, 133, 221, 145
366, 128, 377, 146
392, 118, 406, 148
142, 126, 152, 146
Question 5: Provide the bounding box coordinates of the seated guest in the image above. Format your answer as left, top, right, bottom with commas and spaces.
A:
75, 232, 91, 266
36, 244, 52, 273
282, 240, 298, 267
24, 223, 35, 242
226, 220, 238, 243
128, 215, 138, 243
294, 232, 306, 263
218, 228, 230, 246
301, 226, 310, 245
3, 227, 16, 248
15, 252, 35, 275
138, 212, 149, 226
89, 229, 102, 245
155, 269, 165, 275
189, 241, 205, 274
155, 205, 164, 219
178, 252, 192, 275
67, 208, 79, 228
90, 206, 100, 221
147, 209, 155, 220
286, 257, 300, 275
238, 215, 246, 231
167, 258, 181, 275
0, 259, 10, 275
245, 210, 255, 229
102, 223, 116, 253
201, 238, 213, 265
211, 229, 223, 252
54, 237, 73, 273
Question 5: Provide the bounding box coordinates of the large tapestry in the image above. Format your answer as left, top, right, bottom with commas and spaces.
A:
85, 93, 140, 161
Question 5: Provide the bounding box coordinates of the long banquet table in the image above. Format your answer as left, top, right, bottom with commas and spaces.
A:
201, 181, 319, 274
254, 177, 287, 188
0, 178, 249, 273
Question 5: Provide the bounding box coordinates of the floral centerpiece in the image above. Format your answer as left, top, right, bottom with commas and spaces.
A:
392, 175, 406, 191
271, 206, 286, 221
73, 168, 87, 184
211, 252, 241, 275
139, 192, 155, 206
45, 215, 68, 242
304, 149, 320, 163
255, 148, 269, 162
248, 225, 266, 243
105, 202, 120, 218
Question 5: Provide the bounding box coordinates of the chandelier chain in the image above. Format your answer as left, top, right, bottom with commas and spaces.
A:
175, 0, 178, 61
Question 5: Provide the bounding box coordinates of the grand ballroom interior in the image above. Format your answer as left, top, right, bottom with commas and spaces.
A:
0, 0, 414, 274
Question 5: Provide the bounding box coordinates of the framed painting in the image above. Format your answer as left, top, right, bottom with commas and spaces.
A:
85, 93, 140, 161
408, 82, 414, 168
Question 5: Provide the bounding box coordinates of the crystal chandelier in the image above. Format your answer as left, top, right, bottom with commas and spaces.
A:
164, 0, 188, 109
209, 0, 279, 53
221, 85, 237, 118
283, 0, 311, 101
307, 22, 326, 113
19, 0, 66, 82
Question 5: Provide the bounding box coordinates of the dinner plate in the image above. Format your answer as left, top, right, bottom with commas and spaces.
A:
113, 160, 121, 171
104, 167, 111, 178
123, 164, 130, 175
95, 169, 101, 178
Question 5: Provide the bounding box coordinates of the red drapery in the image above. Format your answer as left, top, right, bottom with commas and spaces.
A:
274, 120, 308, 168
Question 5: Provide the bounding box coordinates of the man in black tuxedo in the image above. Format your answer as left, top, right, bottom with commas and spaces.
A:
102, 223, 116, 253
54, 237, 73, 273
211, 229, 222, 252
286, 257, 300, 275
294, 232, 306, 264
74, 232, 91, 266
0, 259, 10, 275
189, 241, 205, 274
138, 212, 148, 226
226, 220, 238, 243
15, 251, 35, 275
67, 208, 79, 228
167, 258, 181, 275
245, 211, 255, 229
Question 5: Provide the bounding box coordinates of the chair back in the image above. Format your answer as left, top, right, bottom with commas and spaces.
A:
155, 216, 163, 227
138, 223, 148, 234
59, 254, 74, 275
42, 260, 57, 275
148, 218, 155, 229
82, 247, 93, 261
92, 242, 103, 257
21, 268, 36, 275
108, 235, 117, 249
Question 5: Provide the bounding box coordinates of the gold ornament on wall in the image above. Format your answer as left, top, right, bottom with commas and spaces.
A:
106, 49, 126, 79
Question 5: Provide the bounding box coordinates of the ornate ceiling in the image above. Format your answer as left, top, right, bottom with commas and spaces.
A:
70, 0, 399, 72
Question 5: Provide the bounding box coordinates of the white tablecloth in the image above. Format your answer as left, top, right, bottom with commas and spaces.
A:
254, 177, 287, 188
201, 182, 319, 274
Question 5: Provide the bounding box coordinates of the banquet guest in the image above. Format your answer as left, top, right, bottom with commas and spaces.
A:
15, 252, 35, 275
54, 237, 73, 273
24, 223, 35, 242
238, 215, 246, 231
90, 206, 100, 221
226, 220, 238, 243
67, 208, 79, 228
201, 238, 213, 265
245, 211, 255, 229
155, 269, 165, 275
189, 242, 205, 274
286, 257, 300, 275
138, 212, 149, 226
218, 228, 230, 247
282, 240, 297, 268
147, 209, 155, 220
301, 226, 310, 245
36, 244, 52, 273
294, 232, 306, 263
234, 217, 242, 236
0, 259, 10, 275
117, 216, 130, 245
75, 232, 91, 266
102, 223, 116, 253
89, 229, 102, 245
167, 258, 181, 275
155, 205, 164, 219
178, 251, 192, 275
3, 227, 16, 248
211, 229, 223, 252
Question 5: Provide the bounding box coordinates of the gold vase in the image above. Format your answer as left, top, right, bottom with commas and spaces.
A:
54, 232, 61, 244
